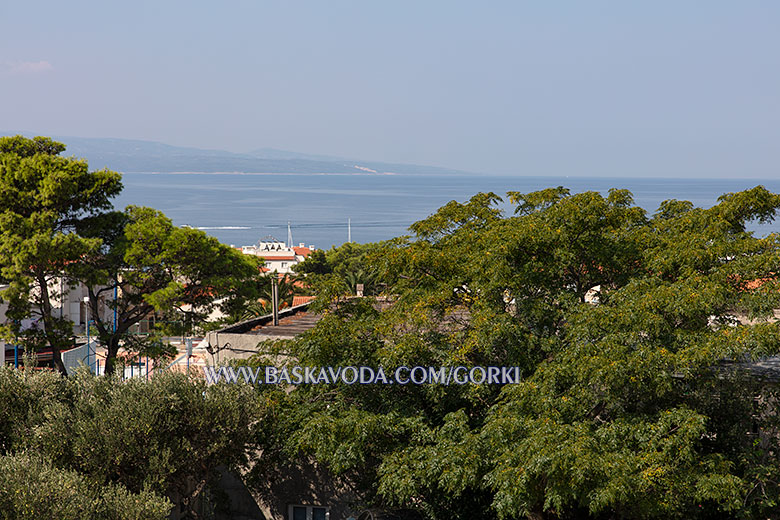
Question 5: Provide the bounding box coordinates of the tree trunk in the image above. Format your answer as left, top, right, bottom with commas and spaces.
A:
50, 347, 67, 375
37, 274, 69, 376
103, 335, 121, 376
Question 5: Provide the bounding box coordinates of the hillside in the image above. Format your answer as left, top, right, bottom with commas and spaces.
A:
3, 133, 472, 176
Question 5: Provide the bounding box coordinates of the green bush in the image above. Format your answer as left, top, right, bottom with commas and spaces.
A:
0, 368, 257, 517
0, 452, 171, 520
0, 366, 69, 454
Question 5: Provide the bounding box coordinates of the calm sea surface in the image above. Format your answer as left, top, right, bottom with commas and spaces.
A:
115, 174, 780, 249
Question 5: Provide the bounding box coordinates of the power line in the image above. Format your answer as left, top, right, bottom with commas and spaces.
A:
196, 220, 413, 230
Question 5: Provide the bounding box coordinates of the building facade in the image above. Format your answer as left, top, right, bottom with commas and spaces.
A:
240, 236, 314, 273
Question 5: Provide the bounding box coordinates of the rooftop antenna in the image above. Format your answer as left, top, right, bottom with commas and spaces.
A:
287, 221, 293, 248
348, 217, 352, 243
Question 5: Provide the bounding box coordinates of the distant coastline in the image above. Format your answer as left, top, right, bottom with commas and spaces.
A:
1, 133, 473, 177
124, 171, 401, 176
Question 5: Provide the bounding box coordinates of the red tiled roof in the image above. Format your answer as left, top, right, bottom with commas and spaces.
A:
263, 256, 297, 261
745, 277, 776, 290
293, 247, 311, 257
292, 295, 316, 306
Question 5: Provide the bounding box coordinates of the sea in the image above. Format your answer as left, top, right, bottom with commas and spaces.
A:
114, 173, 780, 250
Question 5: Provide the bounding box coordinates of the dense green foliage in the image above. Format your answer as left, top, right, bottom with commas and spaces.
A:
76, 205, 261, 373
251, 187, 780, 519
0, 452, 170, 520
0, 135, 122, 373
0, 136, 261, 374
0, 367, 256, 518
294, 241, 385, 299
3, 134, 780, 519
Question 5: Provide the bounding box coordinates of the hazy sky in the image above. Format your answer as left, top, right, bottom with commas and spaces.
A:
1, 1, 778, 177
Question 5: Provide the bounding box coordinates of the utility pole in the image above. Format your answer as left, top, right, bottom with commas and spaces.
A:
113, 282, 118, 333
272, 276, 279, 326
185, 337, 193, 377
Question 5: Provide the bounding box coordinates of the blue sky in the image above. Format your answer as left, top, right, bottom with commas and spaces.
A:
1, 1, 778, 177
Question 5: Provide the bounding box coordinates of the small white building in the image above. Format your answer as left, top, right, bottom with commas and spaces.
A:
5, 277, 117, 332
1, 278, 116, 368
240, 236, 314, 273
31, 278, 116, 334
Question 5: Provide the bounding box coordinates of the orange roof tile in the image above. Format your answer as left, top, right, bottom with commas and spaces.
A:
745, 277, 777, 290
292, 295, 316, 306
262, 256, 297, 261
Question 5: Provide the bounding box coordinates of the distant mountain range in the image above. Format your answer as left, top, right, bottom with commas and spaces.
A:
2, 133, 472, 176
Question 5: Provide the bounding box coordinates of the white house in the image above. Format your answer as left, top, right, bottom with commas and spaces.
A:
240, 236, 314, 274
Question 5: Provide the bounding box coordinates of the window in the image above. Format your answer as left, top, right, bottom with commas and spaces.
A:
281, 262, 288, 268
289, 505, 329, 520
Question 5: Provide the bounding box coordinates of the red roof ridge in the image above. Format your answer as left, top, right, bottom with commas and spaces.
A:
261, 256, 297, 261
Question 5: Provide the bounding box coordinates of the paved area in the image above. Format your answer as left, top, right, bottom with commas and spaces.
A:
249, 312, 322, 338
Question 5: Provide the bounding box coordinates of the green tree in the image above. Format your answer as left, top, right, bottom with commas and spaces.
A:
250, 187, 780, 519
294, 241, 386, 300
259, 272, 299, 310
294, 249, 331, 275
75, 205, 261, 375
0, 135, 122, 374
0, 136, 260, 374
